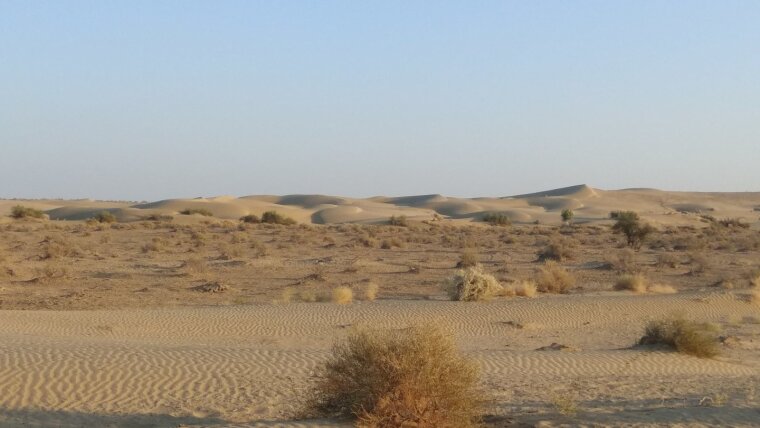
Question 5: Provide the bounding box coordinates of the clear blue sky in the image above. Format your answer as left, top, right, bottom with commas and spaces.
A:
2, 1, 759, 200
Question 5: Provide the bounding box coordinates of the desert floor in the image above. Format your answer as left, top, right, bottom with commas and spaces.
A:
1, 188, 759, 427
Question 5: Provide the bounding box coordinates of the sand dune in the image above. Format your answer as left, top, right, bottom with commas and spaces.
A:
3, 185, 760, 226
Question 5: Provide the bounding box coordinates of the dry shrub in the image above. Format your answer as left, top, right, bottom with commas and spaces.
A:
615, 274, 648, 293
332, 287, 353, 305
535, 261, 576, 294
687, 252, 710, 275
514, 280, 537, 297
607, 248, 638, 273
537, 236, 574, 262
655, 252, 680, 269
445, 265, 503, 301
750, 272, 760, 289
639, 315, 720, 358
380, 238, 404, 249
364, 282, 379, 301
41, 236, 80, 259
10, 205, 45, 219
298, 289, 318, 303
457, 248, 479, 268
306, 324, 481, 427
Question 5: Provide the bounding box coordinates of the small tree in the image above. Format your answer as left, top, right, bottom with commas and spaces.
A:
611, 211, 654, 249
561, 209, 574, 223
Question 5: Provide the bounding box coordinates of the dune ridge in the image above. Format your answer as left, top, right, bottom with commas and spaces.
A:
3, 184, 760, 226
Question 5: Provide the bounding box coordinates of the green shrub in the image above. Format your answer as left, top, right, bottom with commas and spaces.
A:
261, 210, 296, 225
94, 211, 117, 223
239, 214, 260, 224
306, 324, 481, 427
180, 208, 214, 217
10, 205, 44, 219
639, 315, 720, 358
561, 209, 574, 222
482, 212, 510, 226
611, 211, 655, 249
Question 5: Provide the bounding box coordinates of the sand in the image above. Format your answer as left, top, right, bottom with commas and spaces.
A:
0, 291, 758, 427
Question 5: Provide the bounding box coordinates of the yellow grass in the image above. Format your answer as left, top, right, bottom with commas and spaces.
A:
332, 287, 353, 305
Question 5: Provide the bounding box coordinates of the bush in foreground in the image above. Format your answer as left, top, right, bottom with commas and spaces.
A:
445, 265, 503, 301
639, 315, 720, 358
10, 205, 44, 219
306, 324, 481, 427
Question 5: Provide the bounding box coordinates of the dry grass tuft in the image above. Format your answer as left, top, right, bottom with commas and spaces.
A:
332, 286, 353, 305
306, 324, 481, 427
639, 315, 720, 358
615, 273, 648, 294
457, 248, 479, 268
514, 280, 538, 297
535, 261, 576, 294
445, 265, 503, 301
363, 282, 379, 301
183, 257, 207, 276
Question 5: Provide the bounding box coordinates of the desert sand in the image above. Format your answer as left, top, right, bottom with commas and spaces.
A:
0, 185, 759, 427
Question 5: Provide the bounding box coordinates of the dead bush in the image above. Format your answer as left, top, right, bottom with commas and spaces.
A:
306, 324, 481, 427
444, 265, 503, 301
535, 261, 576, 294
457, 248, 479, 268
537, 236, 575, 262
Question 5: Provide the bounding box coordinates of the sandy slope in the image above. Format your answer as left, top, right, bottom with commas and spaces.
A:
3, 184, 760, 226
0, 291, 758, 427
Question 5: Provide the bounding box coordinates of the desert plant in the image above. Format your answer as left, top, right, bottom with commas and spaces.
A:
332, 286, 353, 304
655, 252, 680, 269
514, 280, 537, 297
183, 257, 207, 276
93, 211, 117, 223
639, 315, 720, 358
306, 324, 481, 427
363, 282, 379, 301
615, 273, 648, 293
482, 212, 511, 226
457, 248, 479, 268
239, 214, 260, 224
10, 205, 44, 219
261, 210, 296, 225
180, 208, 213, 217
561, 209, 574, 223
388, 215, 408, 227
611, 211, 655, 249
537, 236, 575, 262
535, 261, 576, 294
445, 265, 503, 301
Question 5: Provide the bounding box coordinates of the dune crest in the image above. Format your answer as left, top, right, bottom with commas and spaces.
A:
2, 184, 759, 226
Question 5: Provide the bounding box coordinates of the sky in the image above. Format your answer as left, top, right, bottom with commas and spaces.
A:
1, 1, 759, 201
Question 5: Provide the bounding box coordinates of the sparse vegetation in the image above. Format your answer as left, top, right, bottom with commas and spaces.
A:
537, 236, 575, 262
180, 208, 214, 217
10, 205, 44, 219
615, 273, 648, 293
261, 210, 296, 225
445, 265, 503, 301
94, 211, 117, 223
331, 286, 353, 304
482, 212, 511, 226
535, 261, 576, 294
306, 324, 481, 427
457, 248, 479, 268
639, 315, 720, 358
388, 215, 408, 227
239, 214, 260, 224
363, 282, 379, 301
